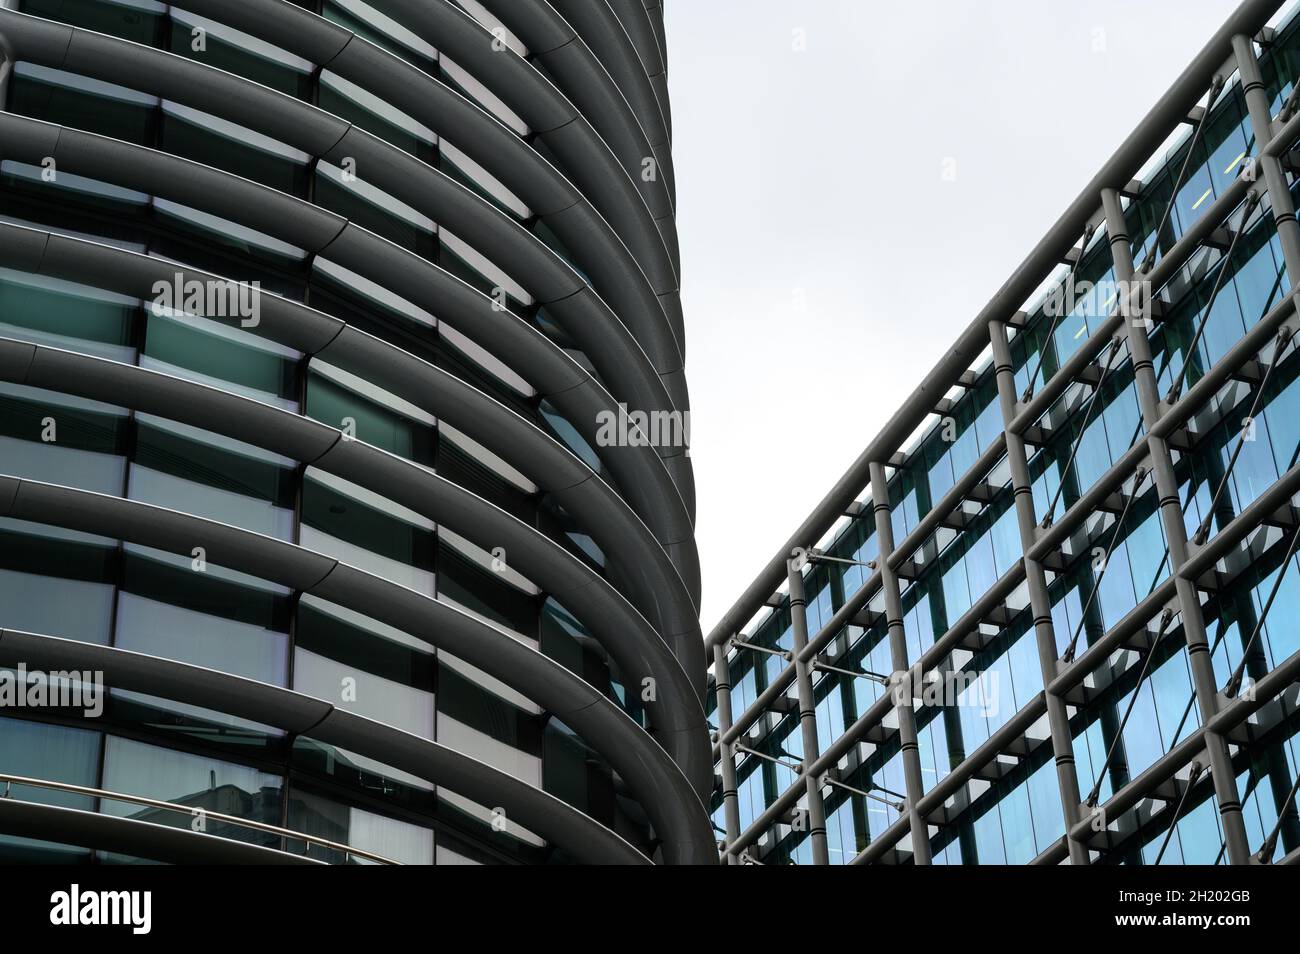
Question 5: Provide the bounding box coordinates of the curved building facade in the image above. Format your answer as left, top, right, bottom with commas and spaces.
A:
0, 0, 712, 865
708, 0, 1300, 866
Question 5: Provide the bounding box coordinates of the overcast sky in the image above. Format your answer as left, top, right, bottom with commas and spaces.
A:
664, 0, 1282, 632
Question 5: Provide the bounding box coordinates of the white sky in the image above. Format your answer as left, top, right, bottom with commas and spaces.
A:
665, 0, 1259, 632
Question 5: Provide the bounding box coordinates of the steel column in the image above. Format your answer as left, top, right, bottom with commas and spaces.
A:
712, 38, 1300, 762
1226, 33, 1300, 861
786, 558, 830, 864
706, 0, 1283, 652
989, 318, 1091, 865
711, 641, 742, 865
709, 1, 1297, 862
721, 269, 1300, 864
1235, 33, 1300, 272
715, 437, 1006, 758
1103, 185, 1254, 863
724, 445, 1295, 861
0, 22, 11, 104
867, 461, 933, 864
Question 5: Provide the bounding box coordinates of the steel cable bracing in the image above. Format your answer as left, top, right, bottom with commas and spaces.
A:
704, 0, 1282, 656
1137, 77, 1227, 277
0, 0, 710, 865
1191, 329, 1296, 545
1059, 468, 1152, 663
1065, 158, 1300, 842
1022, 224, 1096, 402
1092, 241, 1290, 606
1223, 517, 1300, 697
1157, 442, 1298, 767
1164, 192, 1264, 404
1041, 184, 1256, 534
717, 270, 1300, 863
1256, 770, 1300, 861
707, 0, 1300, 865
1083, 609, 1176, 808
1039, 336, 1129, 529
1153, 761, 1206, 864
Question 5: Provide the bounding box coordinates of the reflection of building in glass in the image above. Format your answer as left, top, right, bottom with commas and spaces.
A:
708, 0, 1300, 865
115, 782, 283, 851
0, 0, 712, 866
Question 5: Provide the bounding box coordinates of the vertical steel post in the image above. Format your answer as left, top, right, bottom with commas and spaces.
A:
711, 641, 742, 865
0, 34, 12, 107
787, 557, 830, 864
1234, 34, 1300, 271
868, 461, 933, 864
989, 318, 1092, 864
1103, 185, 1252, 863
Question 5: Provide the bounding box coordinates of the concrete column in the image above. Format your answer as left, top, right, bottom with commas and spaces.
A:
989, 318, 1091, 864
1103, 186, 1251, 863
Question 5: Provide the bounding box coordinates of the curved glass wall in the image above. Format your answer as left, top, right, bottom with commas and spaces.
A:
0, 0, 701, 866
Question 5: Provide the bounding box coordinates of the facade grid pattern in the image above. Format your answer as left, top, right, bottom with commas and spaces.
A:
709, 0, 1300, 866
0, 0, 713, 866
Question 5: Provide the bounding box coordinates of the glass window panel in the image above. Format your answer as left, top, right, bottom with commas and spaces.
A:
293, 602, 435, 741
8, 64, 156, 145
168, 12, 314, 99
114, 547, 290, 687
299, 470, 437, 596
0, 387, 128, 495
286, 787, 433, 865
100, 736, 284, 850
305, 364, 436, 467
143, 311, 299, 410
129, 416, 296, 539
0, 525, 116, 644
0, 718, 100, 863
159, 101, 310, 196
0, 268, 137, 361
